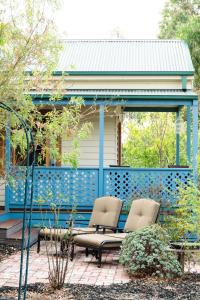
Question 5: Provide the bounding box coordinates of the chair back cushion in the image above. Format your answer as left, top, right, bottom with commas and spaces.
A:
124, 198, 160, 232
89, 196, 122, 228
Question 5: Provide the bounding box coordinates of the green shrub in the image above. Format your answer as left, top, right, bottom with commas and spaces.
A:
164, 180, 200, 242
119, 224, 182, 279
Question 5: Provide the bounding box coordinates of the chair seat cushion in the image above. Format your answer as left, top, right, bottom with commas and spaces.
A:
74, 232, 127, 248
40, 227, 98, 240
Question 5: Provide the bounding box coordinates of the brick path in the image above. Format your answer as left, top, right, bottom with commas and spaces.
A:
0, 242, 130, 287
0, 242, 199, 287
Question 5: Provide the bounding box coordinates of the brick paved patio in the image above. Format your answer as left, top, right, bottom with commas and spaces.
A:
0, 242, 199, 288
0, 242, 130, 287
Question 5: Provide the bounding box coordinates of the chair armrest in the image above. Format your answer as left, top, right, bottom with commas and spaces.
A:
94, 224, 117, 234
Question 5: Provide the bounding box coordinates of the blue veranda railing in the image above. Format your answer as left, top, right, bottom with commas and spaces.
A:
7, 166, 193, 210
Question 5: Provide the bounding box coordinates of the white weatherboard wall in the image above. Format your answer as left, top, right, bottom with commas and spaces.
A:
30, 75, 194, 92
62, 111, 118, 167
51, 75, 193, 90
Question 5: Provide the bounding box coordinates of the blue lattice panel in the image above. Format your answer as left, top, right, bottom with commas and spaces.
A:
9, 167, 99, 208
103, 168, 193, 206
7, 166, 33, 207
8, 166, 193, 210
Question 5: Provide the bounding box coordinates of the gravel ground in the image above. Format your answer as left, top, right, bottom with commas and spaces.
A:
0, 274, 199, 300
70, 275, 200, 300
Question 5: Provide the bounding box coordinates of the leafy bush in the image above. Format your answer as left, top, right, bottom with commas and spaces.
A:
164, 180, 200, 242
119, 224, 182, 278
37, 193, 76, 289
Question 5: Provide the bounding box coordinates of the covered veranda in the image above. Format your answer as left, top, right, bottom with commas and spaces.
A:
2, 88, 198, 227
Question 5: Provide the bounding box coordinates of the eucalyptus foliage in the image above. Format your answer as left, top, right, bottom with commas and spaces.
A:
159, 0, 200, 89
119, 224, 182, 279
0, 0, 93, 170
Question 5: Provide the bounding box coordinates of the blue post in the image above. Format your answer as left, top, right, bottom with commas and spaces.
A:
5, 114, 11, 212
176, 108, 180, 165
186, 106, 191, 164
192, 100, 198, 182
98, 105, 104, 197
181, 76, 187, 90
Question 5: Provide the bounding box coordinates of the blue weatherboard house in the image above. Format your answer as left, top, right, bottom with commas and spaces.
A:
0, 39, 198, 242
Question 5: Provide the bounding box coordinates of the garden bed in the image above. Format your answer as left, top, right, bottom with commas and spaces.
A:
0, 274, 199, 300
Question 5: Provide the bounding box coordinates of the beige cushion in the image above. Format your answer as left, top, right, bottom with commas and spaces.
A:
74, 232, 127, 248
40, 228, 68, 240
124, 198, 160, 232
88, 196, 122, 228
40, 227, 97, 239
40, 226, 114, 240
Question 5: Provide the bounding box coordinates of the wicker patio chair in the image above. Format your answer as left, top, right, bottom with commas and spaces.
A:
37, 196, 123, 253
72, 198, 160, 267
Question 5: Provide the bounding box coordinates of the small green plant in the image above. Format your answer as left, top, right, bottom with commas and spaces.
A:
119, 224, 182, 278
37, 192, 76, 289
45, 205, 73, 290
164, 180, 200, 242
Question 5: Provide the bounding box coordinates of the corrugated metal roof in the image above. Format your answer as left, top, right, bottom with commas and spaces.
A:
56, 39, 194, 73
